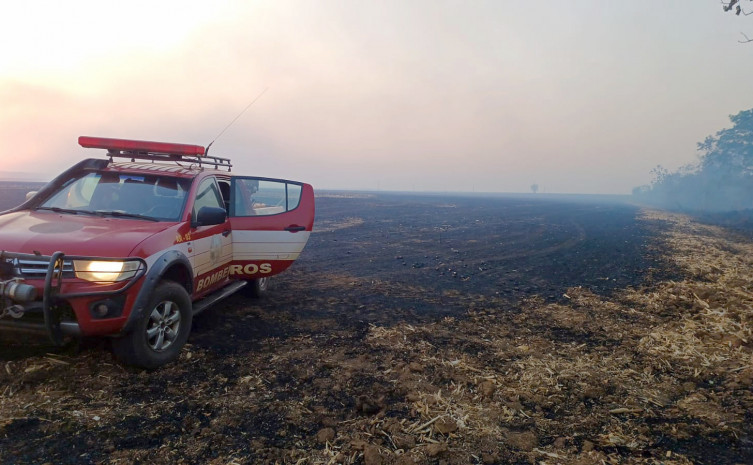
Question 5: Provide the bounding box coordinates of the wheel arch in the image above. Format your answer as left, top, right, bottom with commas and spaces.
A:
121, 250, 193, 334
161, 262, 193, 295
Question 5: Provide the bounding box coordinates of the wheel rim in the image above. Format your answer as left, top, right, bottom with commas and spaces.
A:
145, 300, 181, 352
257, 277, 269, 291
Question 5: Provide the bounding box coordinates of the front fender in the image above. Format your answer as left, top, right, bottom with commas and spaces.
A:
121, 250, 192, 334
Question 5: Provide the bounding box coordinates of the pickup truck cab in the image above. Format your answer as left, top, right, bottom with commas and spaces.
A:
0, 137, 315, 368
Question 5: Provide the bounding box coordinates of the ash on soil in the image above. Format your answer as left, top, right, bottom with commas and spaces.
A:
304, 193, 672, 312
1, 191, 751, 465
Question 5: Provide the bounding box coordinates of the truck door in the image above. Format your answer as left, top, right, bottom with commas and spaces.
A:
228, 177, 315, 279
189, 176, 233, 296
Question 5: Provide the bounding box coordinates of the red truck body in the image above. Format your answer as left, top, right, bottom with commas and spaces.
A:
0, 137, 315, 368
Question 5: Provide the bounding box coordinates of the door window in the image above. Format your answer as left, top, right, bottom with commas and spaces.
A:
192, 177, 224, 221
232, 179, 303, 217
287, 184, 302, 210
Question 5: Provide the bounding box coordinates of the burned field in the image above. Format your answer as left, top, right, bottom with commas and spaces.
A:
0, 182, 44, 211
1, 192, 753, 464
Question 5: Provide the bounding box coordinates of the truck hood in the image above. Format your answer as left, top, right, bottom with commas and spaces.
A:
0, 210, 173, 258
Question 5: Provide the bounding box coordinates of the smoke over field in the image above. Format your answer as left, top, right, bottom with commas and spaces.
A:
1, 192, 752, 464
634, 108, 753, 215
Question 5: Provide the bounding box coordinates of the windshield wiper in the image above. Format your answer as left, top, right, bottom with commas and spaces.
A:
93, 210, 159, 222
36, 206, 95, 216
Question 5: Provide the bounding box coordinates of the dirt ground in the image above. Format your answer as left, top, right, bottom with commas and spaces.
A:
1, 192, 752, 464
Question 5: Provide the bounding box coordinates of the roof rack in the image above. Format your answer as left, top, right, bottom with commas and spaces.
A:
104, 150, 233, 171
78, 136, 233, 171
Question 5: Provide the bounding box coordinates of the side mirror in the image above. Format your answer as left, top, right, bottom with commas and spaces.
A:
26, 191, 38, 201
195, 206, 227, 226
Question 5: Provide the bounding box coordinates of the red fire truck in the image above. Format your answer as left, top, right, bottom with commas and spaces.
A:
0, 137, 315, 368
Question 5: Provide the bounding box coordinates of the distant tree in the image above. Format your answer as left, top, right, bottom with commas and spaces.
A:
693, 109, 753, 209
650, 165, 669, 184
530, 183, 539, 194
634, 108, 753, 212
698, 108, 753, 173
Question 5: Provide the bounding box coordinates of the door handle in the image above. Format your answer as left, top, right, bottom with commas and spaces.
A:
284, 225, 306, 232
222, 230, 231, 237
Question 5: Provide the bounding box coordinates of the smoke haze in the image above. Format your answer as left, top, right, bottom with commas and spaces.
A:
2, 1, 753, 194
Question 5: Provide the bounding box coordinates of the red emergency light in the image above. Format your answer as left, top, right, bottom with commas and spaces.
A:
78, 136, 206, 156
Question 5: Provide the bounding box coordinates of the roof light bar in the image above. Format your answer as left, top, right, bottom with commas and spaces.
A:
78, 136, 205, 156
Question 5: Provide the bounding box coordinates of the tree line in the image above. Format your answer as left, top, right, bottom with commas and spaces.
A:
633, 109, 753, 212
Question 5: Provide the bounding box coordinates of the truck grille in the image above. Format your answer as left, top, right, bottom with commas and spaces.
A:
11, 258, 75, 279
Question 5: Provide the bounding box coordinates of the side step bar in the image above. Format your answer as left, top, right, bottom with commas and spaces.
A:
192, 281, 247, 316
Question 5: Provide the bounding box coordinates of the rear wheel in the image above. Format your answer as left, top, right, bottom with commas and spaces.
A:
112, 281, 192, 369
246, 277, 269, 298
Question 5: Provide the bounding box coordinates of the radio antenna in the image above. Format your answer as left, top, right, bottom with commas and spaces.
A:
206, 87, 268, 155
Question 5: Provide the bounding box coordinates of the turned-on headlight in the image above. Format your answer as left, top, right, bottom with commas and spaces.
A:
73, 260, 142, 282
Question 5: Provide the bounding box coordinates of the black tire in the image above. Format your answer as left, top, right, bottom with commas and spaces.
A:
112, 281, 192, 369
245, 277, 269, 298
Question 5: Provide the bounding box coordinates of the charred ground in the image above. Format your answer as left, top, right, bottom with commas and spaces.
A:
1, 191, 752, 465
0, 183, 44, 212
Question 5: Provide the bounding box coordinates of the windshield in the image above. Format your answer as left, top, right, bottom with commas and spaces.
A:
39, 172, 191, 221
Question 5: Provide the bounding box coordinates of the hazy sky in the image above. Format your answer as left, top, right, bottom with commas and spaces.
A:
1, 1, 752, 193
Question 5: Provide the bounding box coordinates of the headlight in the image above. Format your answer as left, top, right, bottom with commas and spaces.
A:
73, 260, 141, 282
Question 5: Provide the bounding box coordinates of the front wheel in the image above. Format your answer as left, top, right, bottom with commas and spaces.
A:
112, 281, 192, 369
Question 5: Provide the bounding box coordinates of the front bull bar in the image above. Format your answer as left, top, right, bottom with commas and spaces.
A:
0, 250, 147, 345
